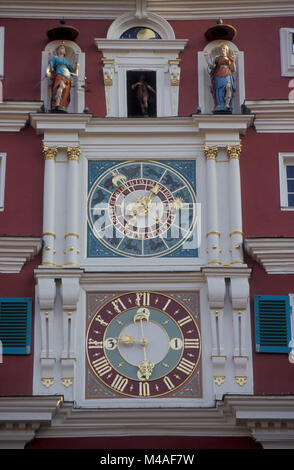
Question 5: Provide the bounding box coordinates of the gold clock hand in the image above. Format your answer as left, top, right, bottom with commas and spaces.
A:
116, 335, 136, 344
142, 184, 160, 212
134, 308, 154, 380
125, 205, 142, 226
116, 335, 147, 346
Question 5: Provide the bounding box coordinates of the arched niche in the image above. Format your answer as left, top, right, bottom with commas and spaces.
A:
95, 12, 187, 117
198, 40, 245, 114
106, 11, 175, 40
41, 40, 85, 113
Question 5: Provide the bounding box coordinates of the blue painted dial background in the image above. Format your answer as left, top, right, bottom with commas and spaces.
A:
104, 308, 183, 381
87, 160, 197, 258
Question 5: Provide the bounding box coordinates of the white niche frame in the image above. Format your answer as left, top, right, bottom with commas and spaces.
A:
41, 40, 85, 114
95, 12, 188, 117
198, 40, 245, 115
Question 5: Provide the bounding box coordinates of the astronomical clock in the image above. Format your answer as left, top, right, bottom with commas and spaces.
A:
87, 160, 198, 258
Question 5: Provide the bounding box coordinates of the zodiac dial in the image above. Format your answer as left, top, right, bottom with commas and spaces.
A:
87, 160, 197, 257
86, 291, 201, 398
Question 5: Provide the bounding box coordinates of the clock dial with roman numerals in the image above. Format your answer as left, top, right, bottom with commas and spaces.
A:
86, 291, 201, 398
87, 160, 197, 258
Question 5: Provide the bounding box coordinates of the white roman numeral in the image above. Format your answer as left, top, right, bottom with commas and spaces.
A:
163, 376, 175, 390
135, 292, 150, 307
177, 315, 193, 327
162, 299, 171, 312
92, 356, 112, 377
176, 357, 195, 375
111, 374, 128, 392
88, 338, 103, 349
184, 339, 200, 348
139, 382, 150, 397
111, 298, 127, 313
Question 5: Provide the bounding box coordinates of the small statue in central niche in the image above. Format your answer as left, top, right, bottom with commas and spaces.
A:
46, 43, 79, 112
131, 74, 156, 116
206, 43, 236, 113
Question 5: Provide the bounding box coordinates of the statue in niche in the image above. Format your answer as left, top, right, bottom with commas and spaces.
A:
131, 74, 156, 117
46, 43, 79, 112
206, 43, 236, 113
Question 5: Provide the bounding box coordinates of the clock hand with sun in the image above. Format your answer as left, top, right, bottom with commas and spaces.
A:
141, 184, 160, 212
116, 334, 147, 346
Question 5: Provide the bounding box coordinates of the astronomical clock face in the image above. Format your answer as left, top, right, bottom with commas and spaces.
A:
87, 160, 197, 258
86, 291, 201, 399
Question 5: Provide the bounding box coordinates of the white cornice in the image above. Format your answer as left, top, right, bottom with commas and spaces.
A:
245, 237, 294, 274
95, 38, 188, 52
245, 100, 294, 133
202, 266, 252, 278
1, 395, 294, 448
0, 396, 63, 449
1, 395, 293, 449
0, 236, 42, 273
34, 267, 205, 288
30, 113, 92, 135
34, 403, 250, 439
30, 113, 254, 139
0, 0, 294, 19
222, 395, 294, 449
0, 101, 43, 132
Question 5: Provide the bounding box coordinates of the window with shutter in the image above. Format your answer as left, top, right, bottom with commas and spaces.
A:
0, 298, 32, 354
254, 295, 292, 353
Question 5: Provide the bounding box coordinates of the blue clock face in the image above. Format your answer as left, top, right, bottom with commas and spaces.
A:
87, 160, 197, 258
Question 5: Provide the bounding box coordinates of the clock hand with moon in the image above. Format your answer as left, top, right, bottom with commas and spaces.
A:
134, 307, 155, 380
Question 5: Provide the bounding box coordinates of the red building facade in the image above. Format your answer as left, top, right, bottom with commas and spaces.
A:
0, 0, 294, 450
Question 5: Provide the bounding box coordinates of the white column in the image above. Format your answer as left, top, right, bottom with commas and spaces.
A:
102, 58, 114, 116
169, 59, 181, 116
204, 145, 221, 266
226, 144, 244, 265
42, 146, 57, 267
64, 146, 81, 267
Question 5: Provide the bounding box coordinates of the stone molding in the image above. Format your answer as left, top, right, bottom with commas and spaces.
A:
1, 395, 294, 448
0, 0, 293, 19
0, 236, 42, 273
0, 101, 43, 132
245, 238, 294, 274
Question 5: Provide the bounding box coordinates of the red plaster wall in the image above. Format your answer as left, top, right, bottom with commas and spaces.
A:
0, 255, 40, 396
246, 256, 294, 395
241, 129, 294, 393
240, 129, 294, 238
0, 127, 43, 236
1, 18, 111, 116
1, 16, 293, 116
172, 16, 294, 114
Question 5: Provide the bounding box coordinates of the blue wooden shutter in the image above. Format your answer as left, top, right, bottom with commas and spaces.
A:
0, 298, 32, 354
254, 295, 291, 353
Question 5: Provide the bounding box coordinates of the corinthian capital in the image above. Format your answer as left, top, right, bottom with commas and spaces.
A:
226, 144, 242, 160
42, 146, 58, 161
67, 146, 81, 162
204, 145, 218, 160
